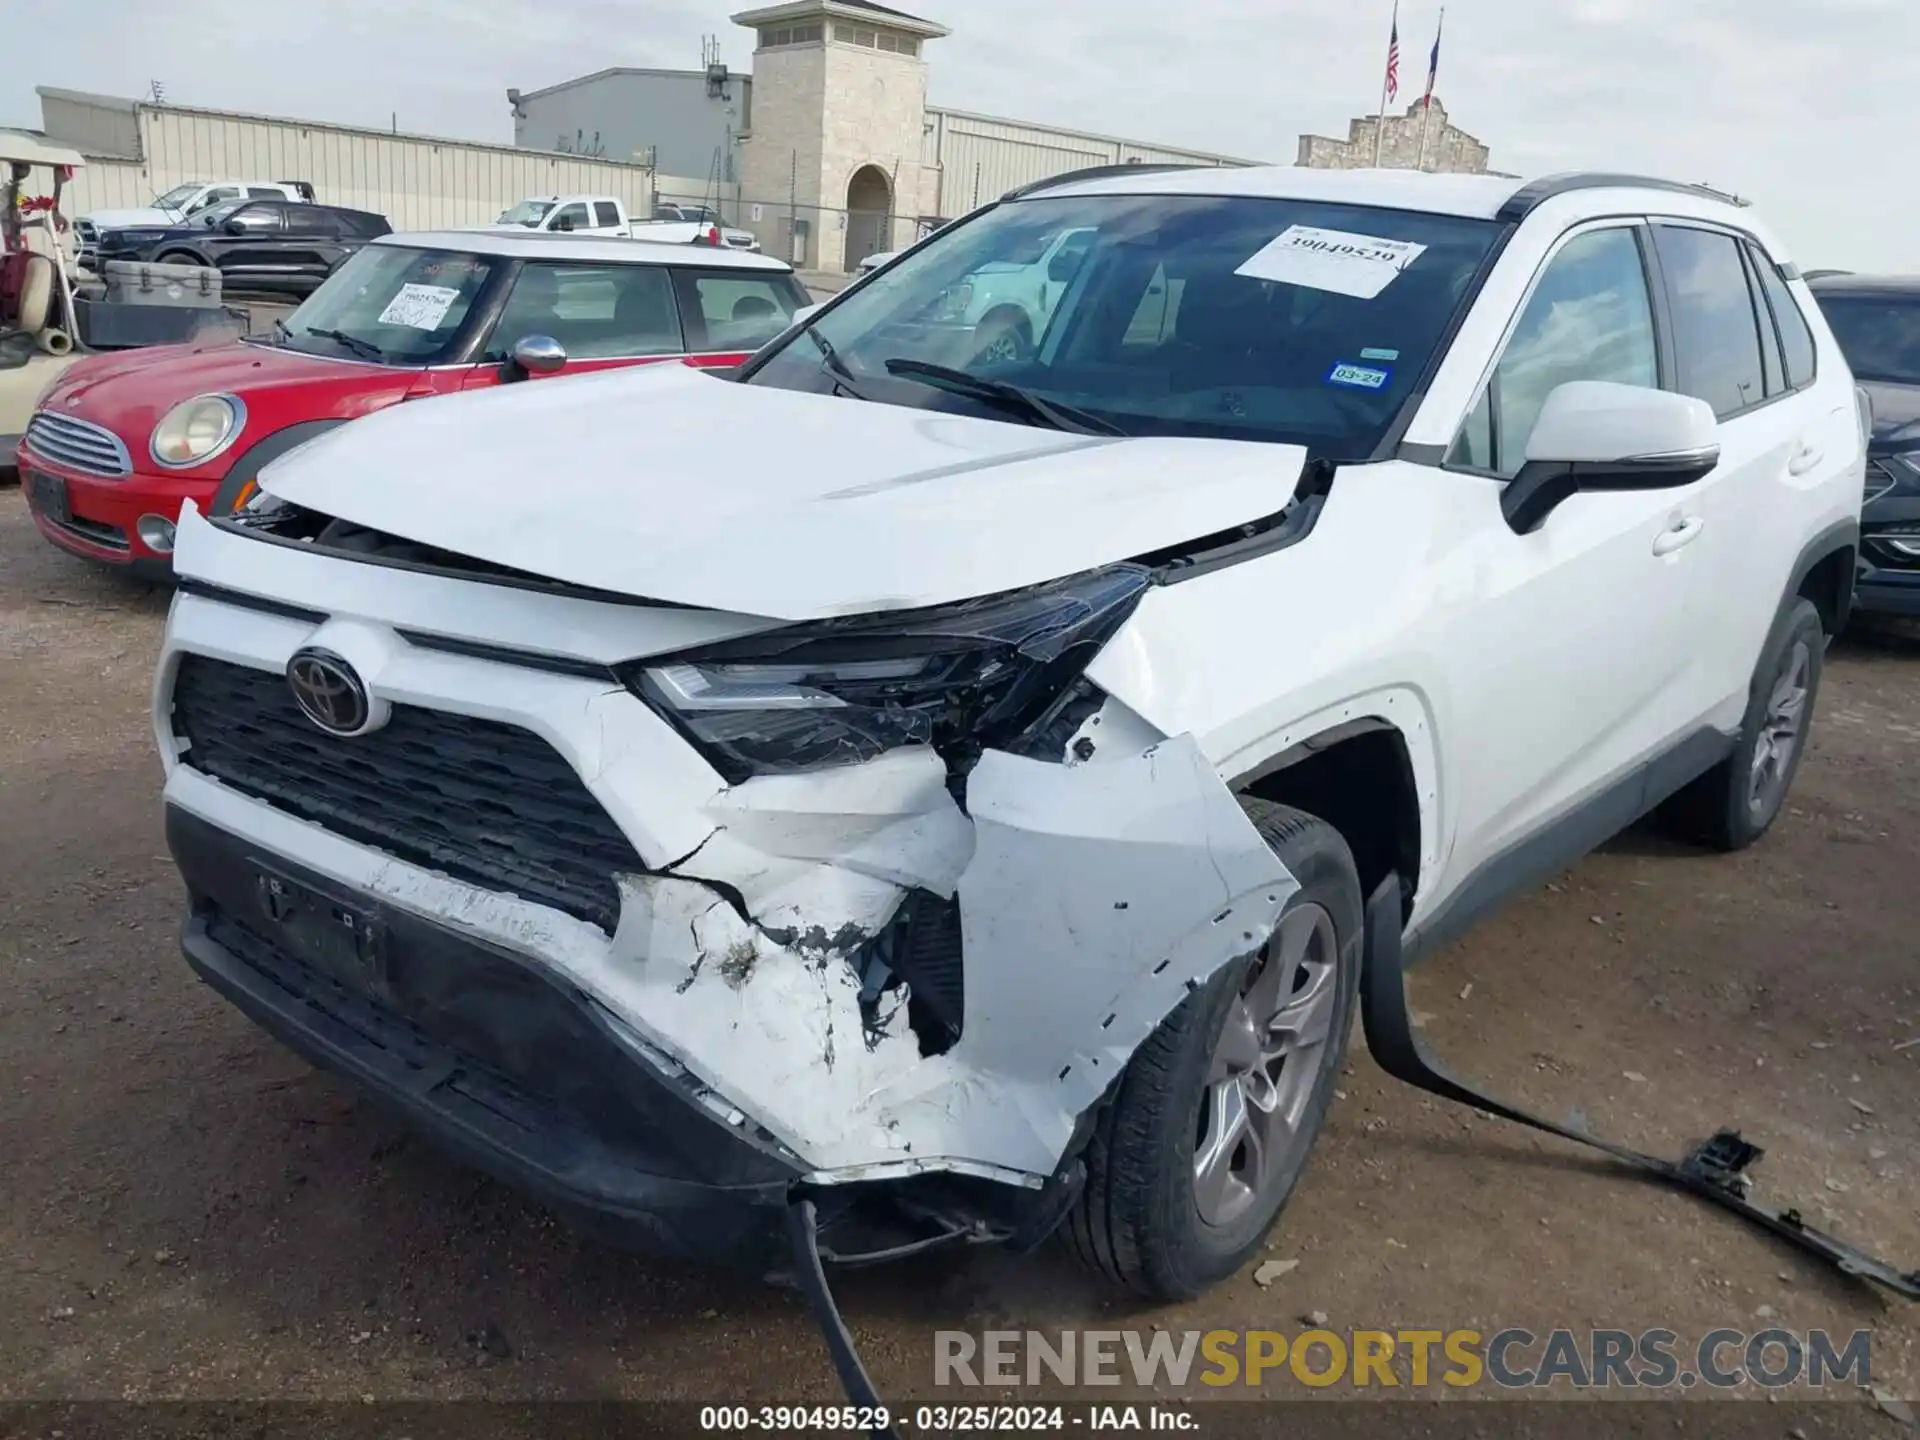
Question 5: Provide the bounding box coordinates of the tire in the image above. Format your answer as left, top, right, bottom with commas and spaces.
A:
1062, 800, 1363, 1300
1661, 597, 1825, 852
156, 251, 204, 268
971, 307, 1032, 365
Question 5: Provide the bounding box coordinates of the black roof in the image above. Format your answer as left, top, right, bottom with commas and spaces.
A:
1807, 273, 1920, 298
837, 0, 928, 20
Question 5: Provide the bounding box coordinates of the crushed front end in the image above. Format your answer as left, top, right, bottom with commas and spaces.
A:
156, 497, 1296, 1271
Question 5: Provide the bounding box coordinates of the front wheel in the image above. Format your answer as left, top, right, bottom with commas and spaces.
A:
1062, 800, 1363, 1300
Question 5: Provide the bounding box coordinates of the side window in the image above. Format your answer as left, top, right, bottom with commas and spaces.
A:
682, 273, 804, 350
1448, 226, 1658, 478
226, 203, 284, 232
1652, 224, 1767, 418
1743, 246, 1787, 398
593, 200, 622, 228
1121, 264, 1186, 347
487, 262, 684, 359
286, 207, 339, 235
247, 186, 286, 200
550, 202, 591, 232
1748, 244, 1818, 389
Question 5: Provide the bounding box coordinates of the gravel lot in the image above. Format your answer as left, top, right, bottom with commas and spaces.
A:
0, 485, 1914, 1429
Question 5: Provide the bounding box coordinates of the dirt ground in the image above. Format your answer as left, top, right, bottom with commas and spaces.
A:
0, 485, 1915, 1428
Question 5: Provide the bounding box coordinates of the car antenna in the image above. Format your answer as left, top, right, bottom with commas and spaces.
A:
1355, 875, 1919, 1300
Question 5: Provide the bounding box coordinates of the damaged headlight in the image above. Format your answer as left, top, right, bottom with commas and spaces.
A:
628, 564, 1152, 780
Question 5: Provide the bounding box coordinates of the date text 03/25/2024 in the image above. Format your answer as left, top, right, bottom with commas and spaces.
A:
698, 1405, 1196, 1431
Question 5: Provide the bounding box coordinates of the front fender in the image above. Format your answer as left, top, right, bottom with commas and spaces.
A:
206, 419, 349, 515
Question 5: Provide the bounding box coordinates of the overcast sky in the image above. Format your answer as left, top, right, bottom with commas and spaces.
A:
7, 0, 1913, 270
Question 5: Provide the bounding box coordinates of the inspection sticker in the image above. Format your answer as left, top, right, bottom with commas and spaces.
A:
1236, 225, 1429, 299
1326, 361, 1392, 391
377, 283, 461, 331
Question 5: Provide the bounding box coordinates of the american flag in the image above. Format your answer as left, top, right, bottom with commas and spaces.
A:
1385, 7, 1401, 101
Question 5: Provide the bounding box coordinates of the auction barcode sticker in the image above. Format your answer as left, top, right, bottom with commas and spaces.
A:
1236, 225, 1429, 299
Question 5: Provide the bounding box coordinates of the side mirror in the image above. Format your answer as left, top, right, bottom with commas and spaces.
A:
507, 334, 567, 379
1047, 252, 1083, 284
552, 215, 573, 232
224, 219, 248, 235
791, 301, 824, 328
1501, 381, 1720, 535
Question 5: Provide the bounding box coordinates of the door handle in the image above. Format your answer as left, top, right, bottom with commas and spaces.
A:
1788, 441, 1825, 476
1652, 517, 1705, 556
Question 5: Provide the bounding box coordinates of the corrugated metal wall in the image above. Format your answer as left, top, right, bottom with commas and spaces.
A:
926, 109, 1256, 217
62, 103, 655, 231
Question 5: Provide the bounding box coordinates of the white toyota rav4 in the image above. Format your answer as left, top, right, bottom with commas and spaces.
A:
154, 165, 1865, 1302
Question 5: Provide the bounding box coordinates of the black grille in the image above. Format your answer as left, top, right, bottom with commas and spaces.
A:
169, 655, 646, 931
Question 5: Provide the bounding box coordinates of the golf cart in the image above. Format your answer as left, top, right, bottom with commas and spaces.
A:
1, 133, 86, 480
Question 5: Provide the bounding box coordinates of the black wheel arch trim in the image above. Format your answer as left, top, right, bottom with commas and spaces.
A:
1786, 516, 1859, 634
206, 419, 350, 516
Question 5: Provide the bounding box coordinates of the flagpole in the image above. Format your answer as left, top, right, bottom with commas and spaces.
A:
1373, 0, 1397, 169
1416, 7, 1444, 171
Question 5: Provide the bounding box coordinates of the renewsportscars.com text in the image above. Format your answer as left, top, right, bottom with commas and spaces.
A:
934, 1328, 1873, 1390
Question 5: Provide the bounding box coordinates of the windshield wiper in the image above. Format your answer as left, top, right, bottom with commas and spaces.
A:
806, 325, 873, 401
303, 328, 386, 363
881, 359, 1126, 437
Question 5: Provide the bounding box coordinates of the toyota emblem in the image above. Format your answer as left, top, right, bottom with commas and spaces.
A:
286, 648, 372, 735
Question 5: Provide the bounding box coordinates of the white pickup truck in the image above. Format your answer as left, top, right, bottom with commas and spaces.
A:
77, 180, 316, 266
495, 194, 760, 251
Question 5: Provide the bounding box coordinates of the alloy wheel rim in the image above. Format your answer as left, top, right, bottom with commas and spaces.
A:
1192, 902, 1339, 1229
1748, 638, 1811, 815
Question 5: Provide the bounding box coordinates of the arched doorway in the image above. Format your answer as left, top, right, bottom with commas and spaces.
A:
844, 165, 893, 273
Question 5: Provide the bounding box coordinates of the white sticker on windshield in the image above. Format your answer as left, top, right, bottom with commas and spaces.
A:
377, 283, 461, 331
1235, 225, 1429, 299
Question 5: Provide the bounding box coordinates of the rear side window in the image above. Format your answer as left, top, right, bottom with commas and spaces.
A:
1652, 225, 1767, 418
487, 262, 685, 359
1747, 246, 1818, 389
679, 271, 809, 351
594, 201, 622, 228
286, 208, 340, 235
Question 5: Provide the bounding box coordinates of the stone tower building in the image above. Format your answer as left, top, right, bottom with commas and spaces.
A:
1296, 97, 1492, 175
731, 0, 948, 272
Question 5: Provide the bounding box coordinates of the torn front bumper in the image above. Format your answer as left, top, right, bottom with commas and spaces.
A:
157, 507, 1297, 1259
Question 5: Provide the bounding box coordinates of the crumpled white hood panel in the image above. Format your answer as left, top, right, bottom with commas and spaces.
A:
258, 363, 1306, 620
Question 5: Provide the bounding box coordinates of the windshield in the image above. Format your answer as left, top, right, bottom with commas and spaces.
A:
498, 199, 554, 227
153, 184, 201, 211
746, 192, 1501, 457
276, 245, 497, 365
1818, 295, 1920, 387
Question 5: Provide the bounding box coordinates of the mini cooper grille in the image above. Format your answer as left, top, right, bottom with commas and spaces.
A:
169, 655, 646, 931
24, 412, 133, 478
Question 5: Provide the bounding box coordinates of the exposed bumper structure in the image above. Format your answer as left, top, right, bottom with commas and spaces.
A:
157, 506, 1296, 1257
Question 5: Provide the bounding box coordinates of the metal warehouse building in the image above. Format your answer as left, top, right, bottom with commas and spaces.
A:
511, 0, 1261, 272
34, 87, 656, 233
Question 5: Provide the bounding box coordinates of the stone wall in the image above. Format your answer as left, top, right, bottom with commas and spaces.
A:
736, 42, 830, 254
1296, 98, 1491, 174
819, 40, 937, 228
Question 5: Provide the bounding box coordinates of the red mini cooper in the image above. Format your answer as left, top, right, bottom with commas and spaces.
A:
20, 229, 812, 577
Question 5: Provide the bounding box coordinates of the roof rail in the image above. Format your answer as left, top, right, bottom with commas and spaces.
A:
1002, 162, 1209, 202
1496, 172, 1753, 222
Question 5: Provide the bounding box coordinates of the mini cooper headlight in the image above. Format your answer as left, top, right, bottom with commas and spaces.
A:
151, 394, 245, 468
